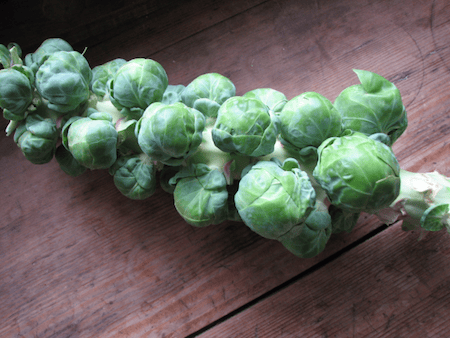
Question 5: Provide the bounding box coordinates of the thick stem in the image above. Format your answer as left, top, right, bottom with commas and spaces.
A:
375, 169, 450, 232
95, 99, 123, 124
188, 127, 330, 204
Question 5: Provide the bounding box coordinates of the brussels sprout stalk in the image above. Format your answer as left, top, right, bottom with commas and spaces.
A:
5, 120, 18, 136
188, 125, 330, 204
188, 125, 252, 184
376, 170, 450, 233
3, 37, 450, 259
96, 99, 123, 124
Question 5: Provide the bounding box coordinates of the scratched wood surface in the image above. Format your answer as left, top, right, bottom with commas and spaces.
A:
1, 0, 450, 337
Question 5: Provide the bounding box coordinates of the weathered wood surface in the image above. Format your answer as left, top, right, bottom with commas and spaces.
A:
1, 0, 450, 337
200, 223, 450, 337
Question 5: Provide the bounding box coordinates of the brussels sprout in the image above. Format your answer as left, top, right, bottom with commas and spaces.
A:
162, 84, 186, 104
243, 88, 287, 113
0, 68, 34, 121
1, 42, 23, 68
334, 69, 407, 145
225, 181, 242, 222
109, 58, 168, 112
62, 109, 118, 169
235, 158, 316, 240
109, 154, 157, 200
279, 92, 342, 151
55, 144, 87, 177
0, 44, 12, 68
181, 73, 236, 117
159, 165, 182, 194
24, 38, 73, 73
91, 58, 127, 98
328, 204, 360, 234
313, 131, 400, 213
212, 96, 280, 157
280, 200, 332, 258
135, 102, 205, 166
13, 114, 59, 164
115, 118, 142, 155
170, 163, 229, 227
35, 51, 92, 113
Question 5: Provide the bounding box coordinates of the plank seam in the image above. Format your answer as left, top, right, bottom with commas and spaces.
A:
187, 223, 390, 337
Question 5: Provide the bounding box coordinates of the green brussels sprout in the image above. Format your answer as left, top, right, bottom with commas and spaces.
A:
235, 158, 316, 240
225, 181, 243, 222
1, 42, 23, 68
279, 92, 342, 151
243, 88, 287, 113
62, 109, 118, 169
328, 204, 360, 234
170, 163, 229, 227
35, 51, 92, 113
13, 114, 59, 164
0, 68, 34, 121
313, 131, 401, 213
135, 102, 205, 166
55, 144, 86, 177
109, 58, 168, 111
159, 165, 182, 194
181, 73, 236, 117
24, 38, 73, 72
0, 44, 12, 68
162, 84, 186, 104
334, 69, 407, 145
91, 58, 127, 98
109, 154, 157, 200
212, 96, 280, 157
280, 200, 332, 258
115, 118, 142, 155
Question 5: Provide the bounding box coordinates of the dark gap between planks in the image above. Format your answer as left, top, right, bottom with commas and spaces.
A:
187, 223, 390, 338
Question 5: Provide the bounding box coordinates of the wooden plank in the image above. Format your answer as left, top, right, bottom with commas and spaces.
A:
0, 141, 383, 337
0, 0, 266, 64
198, 224, 450, 337
147, 0, 450, 175
0, 0, 449, 337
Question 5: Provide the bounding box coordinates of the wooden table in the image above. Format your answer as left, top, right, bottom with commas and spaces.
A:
1, 0, 450, 337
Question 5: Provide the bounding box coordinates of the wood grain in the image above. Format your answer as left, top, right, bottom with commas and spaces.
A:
199, 224, 450, 338
1, 0, 450, 337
